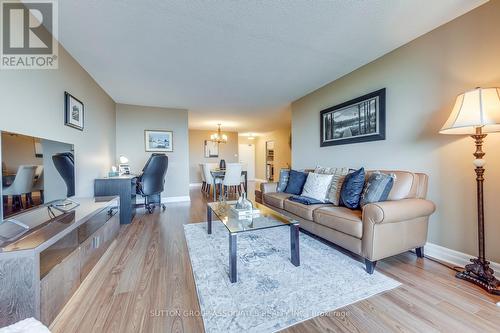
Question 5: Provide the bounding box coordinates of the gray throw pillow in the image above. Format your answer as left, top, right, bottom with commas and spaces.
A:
314, 166, 349, 205
277, 168, 290, 192
360, 171, 395, 207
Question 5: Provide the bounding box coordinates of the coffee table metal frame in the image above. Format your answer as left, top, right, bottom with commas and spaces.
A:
206, 200, 300, 283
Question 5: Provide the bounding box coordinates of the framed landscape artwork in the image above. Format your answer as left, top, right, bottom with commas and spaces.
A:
145, 130, 173, 152
64, 92, 84, 131
320, 88, 386, 147
204, 140, 219, 158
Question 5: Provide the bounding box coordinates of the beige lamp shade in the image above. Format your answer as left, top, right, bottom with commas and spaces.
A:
440, 87, 500, 135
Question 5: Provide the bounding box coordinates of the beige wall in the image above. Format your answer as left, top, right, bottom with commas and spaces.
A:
291, 1, 500, 262
188, 130, 238, 183
254, 128, 291, 181
0, 45, 116, 200
116, 104, 189, 198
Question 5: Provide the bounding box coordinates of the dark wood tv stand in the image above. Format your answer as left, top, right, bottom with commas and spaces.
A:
0, 196, 120, 327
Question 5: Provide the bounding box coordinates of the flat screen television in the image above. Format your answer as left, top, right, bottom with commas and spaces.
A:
0, 131, 75, 220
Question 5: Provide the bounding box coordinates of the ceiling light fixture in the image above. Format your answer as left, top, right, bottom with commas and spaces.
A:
210, 123, 228, 144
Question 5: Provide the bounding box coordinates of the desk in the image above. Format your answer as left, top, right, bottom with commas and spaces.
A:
210, 170, 248, 201
94, 175, 136, 224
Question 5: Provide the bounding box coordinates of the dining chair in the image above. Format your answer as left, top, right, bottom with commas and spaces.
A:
31, 165, 44, 204
202, 163, 219, 196
200, 164, 206, 192
2, 165, 37, 210
223, 163, 243, 198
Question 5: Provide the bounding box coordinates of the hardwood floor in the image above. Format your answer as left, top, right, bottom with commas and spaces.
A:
51, 183, 500, 333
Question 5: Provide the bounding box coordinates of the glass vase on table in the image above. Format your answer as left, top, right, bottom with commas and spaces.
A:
236, 192, 253, 212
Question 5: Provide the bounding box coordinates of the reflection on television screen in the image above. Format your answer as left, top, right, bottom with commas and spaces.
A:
1, 131, 75, 220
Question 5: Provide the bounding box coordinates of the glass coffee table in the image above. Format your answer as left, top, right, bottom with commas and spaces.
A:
206, 200, 300, 283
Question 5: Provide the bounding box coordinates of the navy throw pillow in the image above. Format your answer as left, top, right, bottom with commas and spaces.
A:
289, 195, 325, 205
277, 168, 290, 192
339, 167, 365, 209
284, 170, 308, 195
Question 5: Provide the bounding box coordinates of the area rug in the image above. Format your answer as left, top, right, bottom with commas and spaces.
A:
184, 221, 401, 333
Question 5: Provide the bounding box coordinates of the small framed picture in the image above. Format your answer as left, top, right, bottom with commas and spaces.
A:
64, 92, 84, 131
145, 130, 173, 152
204, 140, 219, 158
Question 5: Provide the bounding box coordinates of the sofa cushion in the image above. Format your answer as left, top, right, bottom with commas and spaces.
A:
366, 170, 415, 200
277, 168, 290, 192
284, 170, 308, 195
263, 192, 292, 209
339, 167, 365, 209
360, 171, 395, 207
283, 199, 331, 220
301, 172, 333, 202
314, 166, 350, 205
313, 206, 363, 239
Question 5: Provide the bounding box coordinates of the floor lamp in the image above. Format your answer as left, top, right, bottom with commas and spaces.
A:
440, 87, 500, 295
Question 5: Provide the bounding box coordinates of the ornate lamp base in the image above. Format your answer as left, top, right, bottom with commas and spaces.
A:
456, 258, 500, 295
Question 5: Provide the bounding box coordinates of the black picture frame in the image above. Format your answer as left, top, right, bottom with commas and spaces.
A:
64, 92, 84, 131
320, 88, 386, 147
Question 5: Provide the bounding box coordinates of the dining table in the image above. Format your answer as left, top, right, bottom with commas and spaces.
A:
210, 169, 248, 201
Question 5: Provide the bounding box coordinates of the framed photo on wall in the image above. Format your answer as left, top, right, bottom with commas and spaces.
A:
64, 92, 84, 131
145, 130, 173, 152
204, 140, 219, 158
320, 88, 386, 147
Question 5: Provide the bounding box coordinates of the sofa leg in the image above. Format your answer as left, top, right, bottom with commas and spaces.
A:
364, 259, 377, 274
415, 246, 424, 258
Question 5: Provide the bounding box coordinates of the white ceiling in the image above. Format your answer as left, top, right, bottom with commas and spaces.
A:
58, 0, 486, 132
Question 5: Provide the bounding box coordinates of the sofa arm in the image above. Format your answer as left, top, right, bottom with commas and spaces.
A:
361, 198, 436, 261
260, 182, 278, 194
363, 199, 436, 225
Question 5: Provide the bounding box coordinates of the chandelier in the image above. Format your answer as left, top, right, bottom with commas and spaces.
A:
210, 123, 228, 144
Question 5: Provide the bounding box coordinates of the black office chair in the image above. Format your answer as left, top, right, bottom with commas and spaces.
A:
136, 153, 168, 213
52, 152, 75, 197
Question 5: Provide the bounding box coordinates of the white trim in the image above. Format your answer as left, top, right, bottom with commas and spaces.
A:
190, 183, 203, 187
162, 196, 191, 203
253, 178, 268, 183
424, 242, 500, 275
135, 196, 191, 204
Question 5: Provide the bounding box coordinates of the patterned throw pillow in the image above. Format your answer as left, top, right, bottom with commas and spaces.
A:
276, 168, 290, 192
314, 166, 350, 205
360, 172, 395, 207
300, 172, 334, 203
284, 170, 308, 195
339, 167, 366, 209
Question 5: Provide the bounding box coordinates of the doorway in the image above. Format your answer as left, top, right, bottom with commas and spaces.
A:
265, 141, 275, 181
238, 144, 255, 180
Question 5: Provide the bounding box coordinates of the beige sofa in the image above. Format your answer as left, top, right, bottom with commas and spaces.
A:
260, 170, 436, 273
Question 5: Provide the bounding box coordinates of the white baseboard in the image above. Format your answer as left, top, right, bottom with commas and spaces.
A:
189, 183, 203, 187
424, 242, 500, 275
135, 196, 191, 204
162, 196, 191, 203
254, 178, 267, 183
